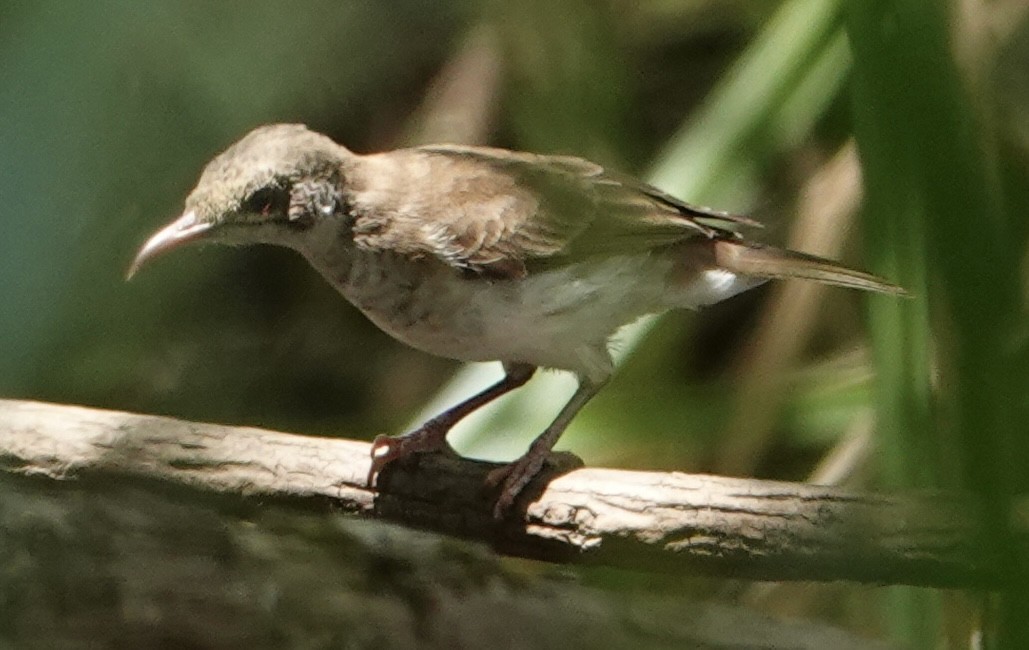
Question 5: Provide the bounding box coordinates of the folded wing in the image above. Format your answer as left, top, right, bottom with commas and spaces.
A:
350, 145, 755, 278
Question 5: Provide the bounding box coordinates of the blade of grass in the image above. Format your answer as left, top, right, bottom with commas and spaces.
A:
846, 1, 1023, 646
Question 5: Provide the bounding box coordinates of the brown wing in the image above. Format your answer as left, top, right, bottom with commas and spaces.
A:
349, 144, 756, 278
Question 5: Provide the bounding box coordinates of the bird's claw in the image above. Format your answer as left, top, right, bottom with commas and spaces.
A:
485, 450, 583, 519
367, 425, 454, 486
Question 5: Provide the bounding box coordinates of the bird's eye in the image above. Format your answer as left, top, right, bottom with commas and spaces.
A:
242, 186, 289, 217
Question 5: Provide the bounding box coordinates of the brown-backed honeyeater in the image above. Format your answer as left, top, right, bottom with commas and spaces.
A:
130, 124, 904, 518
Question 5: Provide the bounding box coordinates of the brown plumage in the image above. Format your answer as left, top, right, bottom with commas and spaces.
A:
130, 124, 905, 519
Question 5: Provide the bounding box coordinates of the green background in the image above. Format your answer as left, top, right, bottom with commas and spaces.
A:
2, 1, 1026, 646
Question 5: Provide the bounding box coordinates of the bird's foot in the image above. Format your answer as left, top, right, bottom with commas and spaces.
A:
367, 422, 456, 485
485, 450, 583, 519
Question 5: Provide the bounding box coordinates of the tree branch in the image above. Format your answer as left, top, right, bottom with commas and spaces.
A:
0, 399, 1021, 589
0, 465, 885, 649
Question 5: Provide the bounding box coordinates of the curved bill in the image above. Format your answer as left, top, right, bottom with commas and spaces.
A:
127, 211, 211, 280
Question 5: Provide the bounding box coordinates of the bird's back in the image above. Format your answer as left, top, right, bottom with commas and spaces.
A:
346, 145, 753, 279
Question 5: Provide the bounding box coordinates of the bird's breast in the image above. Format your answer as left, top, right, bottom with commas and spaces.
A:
300, 244, 754, 375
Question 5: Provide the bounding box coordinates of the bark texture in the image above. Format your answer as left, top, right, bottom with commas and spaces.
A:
3, 399, 1028, 647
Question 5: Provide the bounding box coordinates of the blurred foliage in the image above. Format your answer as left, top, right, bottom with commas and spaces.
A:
847, 2, 1029, 646
2, 0, 1027, 646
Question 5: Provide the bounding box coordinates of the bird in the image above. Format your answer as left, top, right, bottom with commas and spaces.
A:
129, 123, 905, 519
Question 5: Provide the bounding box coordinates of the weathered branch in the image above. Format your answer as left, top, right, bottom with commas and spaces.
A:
0, 467, 886, 649
1, 399, 1022, 589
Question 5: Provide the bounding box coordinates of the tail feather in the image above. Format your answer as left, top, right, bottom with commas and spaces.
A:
713, 240, 908, 296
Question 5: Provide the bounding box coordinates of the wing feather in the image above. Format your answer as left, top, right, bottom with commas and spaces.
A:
349, 145, 757, 278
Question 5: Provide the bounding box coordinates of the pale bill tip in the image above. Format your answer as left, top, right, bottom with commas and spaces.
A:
126, 210, 209, 280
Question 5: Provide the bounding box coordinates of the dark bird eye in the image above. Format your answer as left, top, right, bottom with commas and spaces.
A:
242, 186, 289, 217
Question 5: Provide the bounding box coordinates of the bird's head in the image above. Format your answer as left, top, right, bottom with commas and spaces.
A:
128, 123, 350, 278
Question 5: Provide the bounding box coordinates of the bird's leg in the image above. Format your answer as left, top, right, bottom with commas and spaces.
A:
486, 376, 607, 519
368, 363, 537, 484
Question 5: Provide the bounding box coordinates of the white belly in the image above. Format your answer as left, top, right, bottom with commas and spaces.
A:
303, 245, 755, 380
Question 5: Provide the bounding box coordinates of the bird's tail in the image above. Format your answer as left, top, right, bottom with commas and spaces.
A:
712, 239, 907, 296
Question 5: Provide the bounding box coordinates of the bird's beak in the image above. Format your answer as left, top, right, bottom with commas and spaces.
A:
127, 210, 212, 280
